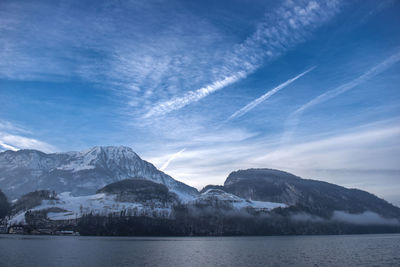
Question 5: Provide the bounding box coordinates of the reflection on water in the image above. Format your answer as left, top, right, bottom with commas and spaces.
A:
1, 234, 399, 266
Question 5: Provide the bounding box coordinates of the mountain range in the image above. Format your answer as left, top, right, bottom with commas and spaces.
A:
0, 146, 399, 235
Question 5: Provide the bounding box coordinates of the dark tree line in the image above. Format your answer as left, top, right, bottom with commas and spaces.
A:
77, 205, 400, 236
0, 189, 10, 219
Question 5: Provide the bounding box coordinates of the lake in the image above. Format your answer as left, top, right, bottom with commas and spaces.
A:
0, 234, 399, 266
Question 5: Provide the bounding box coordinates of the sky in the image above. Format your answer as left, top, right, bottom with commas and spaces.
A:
1, 0, 400, 205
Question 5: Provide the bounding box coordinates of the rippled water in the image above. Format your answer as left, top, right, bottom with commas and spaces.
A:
1, 234, 399, 266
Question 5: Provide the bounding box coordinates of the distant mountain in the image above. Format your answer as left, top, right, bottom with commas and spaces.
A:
202, 168, 400, 219
0, 146, 198, 201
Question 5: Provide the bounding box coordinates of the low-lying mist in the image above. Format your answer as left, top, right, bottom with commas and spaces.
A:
290, 210, 399, 226
332, 211, 399, 226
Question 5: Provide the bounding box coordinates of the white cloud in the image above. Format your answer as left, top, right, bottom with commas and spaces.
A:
257, 126, 400, 171
0, 120, 56, 153
0, 141, 18, 151
0, 133, 56, 153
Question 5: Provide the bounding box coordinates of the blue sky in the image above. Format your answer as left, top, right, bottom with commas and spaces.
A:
1, 0, 400, 204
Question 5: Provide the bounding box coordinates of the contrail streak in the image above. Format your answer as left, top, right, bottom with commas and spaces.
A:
227, 67, 315, 122
293, 52, 400, 115
144, 73, 246, 118
160, 148, 186, 171
282, 51, 400, 144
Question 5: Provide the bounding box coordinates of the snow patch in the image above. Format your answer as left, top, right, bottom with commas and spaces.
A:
194, 189, 286, 211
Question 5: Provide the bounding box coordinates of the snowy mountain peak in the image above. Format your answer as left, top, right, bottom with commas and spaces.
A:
81, 146, 139, 157
58, 146, 141, 172
0, 146, 198, 200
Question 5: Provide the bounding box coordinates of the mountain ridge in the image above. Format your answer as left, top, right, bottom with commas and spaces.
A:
203, 168, 400, 219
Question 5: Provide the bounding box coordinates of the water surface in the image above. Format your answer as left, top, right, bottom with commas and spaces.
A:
1, 234, 399, 266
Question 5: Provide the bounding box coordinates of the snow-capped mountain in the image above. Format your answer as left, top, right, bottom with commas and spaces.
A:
0, 146, 198, 201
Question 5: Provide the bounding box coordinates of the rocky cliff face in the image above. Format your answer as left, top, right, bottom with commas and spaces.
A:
223, 169, 304, 205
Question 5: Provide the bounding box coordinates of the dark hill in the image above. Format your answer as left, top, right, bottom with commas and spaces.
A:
204, 168, 400, 219
97, 179, 179, 204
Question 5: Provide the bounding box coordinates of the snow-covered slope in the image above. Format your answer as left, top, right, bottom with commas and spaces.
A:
8, 188, 286, 226
191, 189, 286, 211
0, 146, 198, 201
9, 191, 173, 225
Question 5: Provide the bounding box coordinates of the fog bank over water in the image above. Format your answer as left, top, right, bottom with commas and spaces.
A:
332, 211, 400, 226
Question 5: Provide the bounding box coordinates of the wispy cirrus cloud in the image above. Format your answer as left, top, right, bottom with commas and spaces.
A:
144, 0, 342, 117
0, 0, 229, 107
226, 67, 315, 122
0, 120, 30, 134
